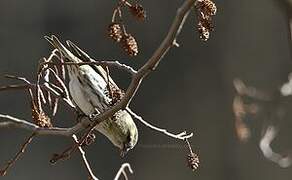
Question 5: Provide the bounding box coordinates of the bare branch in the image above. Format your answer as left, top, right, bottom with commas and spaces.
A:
0, 133, 36, 176
126, 107, 193, 140
0, 2, 196, 167
49, 128, 95, 164
0, 84, 30, 91
0, 75, 75, 109
86, 0, 196, 140
72, 135, 99, 180
22, 0, 196, 151
0, 114, 85, 136
0, 82, 59, 96
259, 126, 292, 168
114, 163, 133, 180
41, 60, 137, 75
0, 0, 195, 141
185, 138, 194, 154
0, 1, 202, 179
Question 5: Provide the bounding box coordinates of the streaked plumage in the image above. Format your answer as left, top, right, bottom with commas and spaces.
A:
45, 35, 138, 155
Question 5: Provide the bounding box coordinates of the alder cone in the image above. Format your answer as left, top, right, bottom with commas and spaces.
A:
197, 22, 210, 41
31, 102, 52, 128
195, 0, 217, 16
129, 4, 146, 21
108, 23, 123, 42
121, 34, 138, 56
187, 152, 200, 171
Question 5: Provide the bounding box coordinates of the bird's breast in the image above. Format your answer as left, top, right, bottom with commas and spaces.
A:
69, 77, 96, 115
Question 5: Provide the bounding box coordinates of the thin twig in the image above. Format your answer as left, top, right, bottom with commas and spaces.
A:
0, 1, 201, 180
0, 133, 36, 176
0, 84, 31, 91
0, 82, 60, 97
114, 163, 133, 180
83, 0, 196, 146
41, 61, 137, 75
259, 125, 292, 168
72, 134, 99, 180
0, 0, 195, 143
49, 127, 94, 164
185, 138, 194, 154
50, 145, 77, 164
126, 107, 193, 140
0, 114, 84, 136
0, 76, 75, 109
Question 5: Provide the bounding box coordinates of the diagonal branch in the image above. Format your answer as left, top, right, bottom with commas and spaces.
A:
0, 133, 36, 176
88, 0, 195, 136
0, 0, 195, 141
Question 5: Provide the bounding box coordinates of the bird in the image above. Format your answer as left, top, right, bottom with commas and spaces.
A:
45, 35, 138, 156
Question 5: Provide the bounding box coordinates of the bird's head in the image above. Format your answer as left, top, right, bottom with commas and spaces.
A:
96, 110, 138, 157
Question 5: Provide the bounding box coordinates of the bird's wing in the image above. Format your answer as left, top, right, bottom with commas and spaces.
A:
45, 35, 123, 103
45, 35, 118, 89
65, 40, 120, 90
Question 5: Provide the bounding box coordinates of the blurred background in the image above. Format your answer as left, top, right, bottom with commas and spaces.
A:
1, 0, 292, 179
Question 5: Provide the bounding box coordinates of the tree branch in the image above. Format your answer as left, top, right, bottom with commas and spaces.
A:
126, 107, 193, 140
114, 163, 133, 180
259, 125, 292, 168
41, 61, 137, 75
0, 0, 200, 179
0, 133, 36, 176
0, 0, 195, 143
0, 114, 84, 136
72, 135, 99, 180
88, 0, 195, 135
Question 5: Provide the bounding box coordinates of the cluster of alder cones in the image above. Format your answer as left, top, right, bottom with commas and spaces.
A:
108, 0, 217, 54
108, 0, 146, 56
194, 0, 217, 41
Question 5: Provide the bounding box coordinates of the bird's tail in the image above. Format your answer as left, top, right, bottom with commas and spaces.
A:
45, 35, 120, 89
45, 35, 81, 63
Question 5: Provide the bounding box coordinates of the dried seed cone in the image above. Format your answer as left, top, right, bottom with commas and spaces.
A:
108, 23, 123, 42
187, 152, 200, 171
129, 4, 146, 21
195, 0, 217, 16
110, 84, 125, 105
83, 133, 96, 146
200, 17, 214, 31
197, 22, 210, 41
31, 103, 52, 128
121, 34, 138, 56
38, 111, 52, 128
195, 0, 216, 41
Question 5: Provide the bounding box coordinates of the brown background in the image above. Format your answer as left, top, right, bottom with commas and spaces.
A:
0, 0, 292, 179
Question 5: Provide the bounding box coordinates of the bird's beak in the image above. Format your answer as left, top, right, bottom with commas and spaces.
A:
120, 148, 129, 157
120, 144, 131, 157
